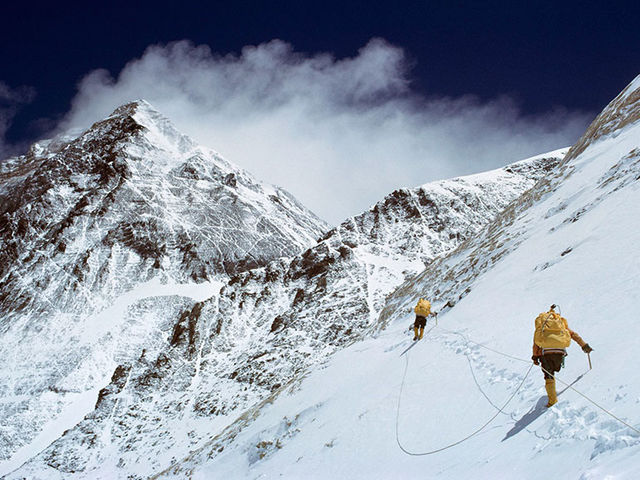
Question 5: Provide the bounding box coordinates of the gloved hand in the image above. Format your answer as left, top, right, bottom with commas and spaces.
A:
582, 343, 593, 353
532, 355, 540, 365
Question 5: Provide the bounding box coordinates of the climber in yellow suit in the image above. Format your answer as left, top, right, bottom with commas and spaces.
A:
413, 298, 437, 341
532, 305, 593, 407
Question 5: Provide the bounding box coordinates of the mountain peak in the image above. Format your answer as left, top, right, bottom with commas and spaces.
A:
0, 100, 328, 311
79, 99, 198, 158
108, 99, 154, 118
106, 99, 174, 131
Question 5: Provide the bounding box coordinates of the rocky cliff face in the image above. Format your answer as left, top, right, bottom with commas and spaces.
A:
3, 142, 565, 477
0, 101, 327, 472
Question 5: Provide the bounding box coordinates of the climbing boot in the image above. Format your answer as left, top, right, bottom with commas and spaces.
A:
413, 327, 419, 341
545, 378, 557, 407
418, 327, 424, 340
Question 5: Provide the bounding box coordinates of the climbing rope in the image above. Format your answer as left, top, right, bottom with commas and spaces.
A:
395, 329, 534, 456
437, 325, 530, 364
395, 320, 640, 456
440, 324, 640, 436
437, 325, 640, 436
462, 349, 512, 416
431, 325, 523, 416
539, 364, 640, 436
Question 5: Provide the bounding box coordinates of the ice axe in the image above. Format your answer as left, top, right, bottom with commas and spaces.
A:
587, 352, 592, 370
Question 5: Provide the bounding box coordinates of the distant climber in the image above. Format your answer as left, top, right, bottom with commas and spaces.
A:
413, 298, 437, 341
532, 305, 593, 407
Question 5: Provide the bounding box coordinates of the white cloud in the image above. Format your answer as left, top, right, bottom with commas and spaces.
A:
60, 39, 592, 225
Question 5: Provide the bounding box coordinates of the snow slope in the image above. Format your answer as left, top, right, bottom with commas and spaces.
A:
150, 76, 640, 478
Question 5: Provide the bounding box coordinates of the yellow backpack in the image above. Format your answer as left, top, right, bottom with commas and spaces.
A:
414, 298, 431, 317
534, 311, 571, 349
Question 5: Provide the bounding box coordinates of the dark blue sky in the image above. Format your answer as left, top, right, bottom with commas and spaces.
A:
2, 0, 639, 151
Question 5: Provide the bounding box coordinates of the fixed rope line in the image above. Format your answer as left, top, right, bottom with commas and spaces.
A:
395, 329, 534, 456
436, 325, 530, 364
433, 325, 536, 416
438, 324, 640, 436
462, 351, 512, 416
396, 321, 640, 456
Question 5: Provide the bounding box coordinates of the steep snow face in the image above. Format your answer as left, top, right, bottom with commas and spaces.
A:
0, 101, 326, 472
147, 76, 640, 479
6, 149, 564, 478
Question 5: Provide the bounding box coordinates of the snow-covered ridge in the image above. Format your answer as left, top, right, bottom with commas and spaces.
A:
378, 76, 640, 329
5, 147, 565, 478
323, 147, 566, 270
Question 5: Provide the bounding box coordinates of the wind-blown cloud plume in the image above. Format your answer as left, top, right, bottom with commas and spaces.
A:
60, 39, 591, 224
